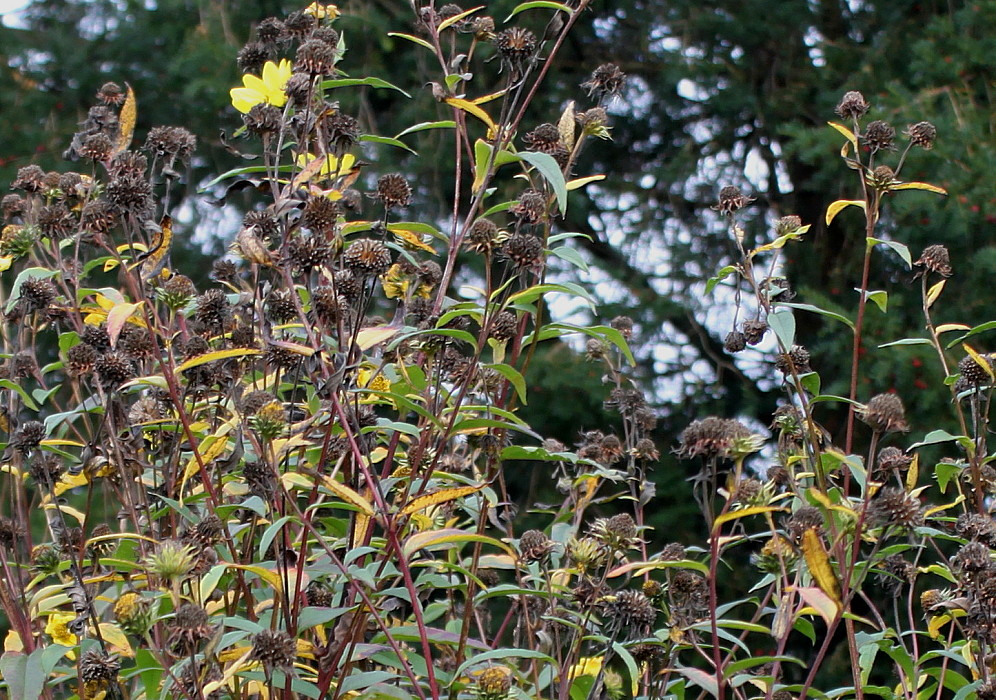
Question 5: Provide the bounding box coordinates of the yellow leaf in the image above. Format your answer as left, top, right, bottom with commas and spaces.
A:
827, 121, 858, 149
225, 564, 284, 592
794, 585, 839, 625
906, 453, 919, 491
935, 323, 970, 334
3, 630, 23, 652
926, 280, 945, 308
352, 512, 372, 550
892, 182, 947, 195
0, 255, 12, 273
107, 301, 143, 348
437, 5, 483, 31
566, 174, 606, 190
97, 623, 134, 657
927, 613, 951, 640
712, 505, 789, 531
403, 528, 512, 557
356, 325, 401, 351
181, 424, 234, 489
54, 472, 89, 496
963, 343, 995, 381
116, 83, 137, 154
925, 495, 964, 518
139, 214, 173, 282
317, 475, 375, 516
444, 97, 496, 132
470, 89, 509, 105
400, 484, 485, 517
391, 228, 436, 254
558, 100, 576, 151
174, 347, 263, 374
802, 528, 841, 605
825, 199, 866, 226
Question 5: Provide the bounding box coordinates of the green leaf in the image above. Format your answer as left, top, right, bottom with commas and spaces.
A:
892, 181, 947, 195
865, 289, 887, 312
825, 199, 865, 225
933, 461, 963, 494
945, 320, 996, 348
471, 139, 519, 193
911, 429, 967, 450
768, 310, 796, 348
506, 1, 573, 21
879, 338, 932, 348
6, 267, 58, 313
778, 302, 854, 330
320, 77, 411, 97
359, 134, 415, 153
705, 265, 738, 294
394, 120, 456, 139
867, 237, 912, 268
454, 649, 555, 681
519, 151, 569, 214
827, 121, 858, 149
550, 244, 588, 271
800, 371, 821, 395
387, 32, 434, 51
486, 363, 528, 404
0, 379, 39, 411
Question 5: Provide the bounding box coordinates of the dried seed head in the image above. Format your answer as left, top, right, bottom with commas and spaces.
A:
582, 63, 627, 98
489, 310, 518, 342
476, 666, 513, 700
714, 185, 755, 215
12, 420, 45, 453
953, 541, 993, 574
775, 215, 803, 236
343, 238, 392, 276
875, 446, 913, 475
194, 289, 232, 332
283, 10, 315, 38
295, 38, 336, 75
518, 530, 554, 562
12, 165, 46, 192
860, 393, 909, 433
914, 244, 951, 278
465, 218, 502, 255
958, 353, 994, 388
867, 487, 924, 530
96, 81, 125, 105
2, 194, 24, 219
80, 199, 118, 233
311, 26, 339, 48
661, 542, 687, 561
633, 438, 660, 461
610, 315, 634, 339
835, 91, 869, 120
591, 512, 639, 550
79, 133, 114, 161
374, 173, 413, 209
724, 330, 747, 353
523, 123, 562, 153
324, 112, 360, 155
676, 417, 761, 460
238, 41, 270, 73
305, 580, 334, 607
956, 513, 996, 546
250, 628, 297, 672
876, 554, 916, 595
256, 17, 286, 44
67, 343, 97, 377
108, 151, 148, 177
80, 648, 120, 682
742, 319, 768, 345
29, 454, 65, 485
494, 27, 537, 64
20, 276, 58, 311
775, 345, 811, 375
734, 478, 764, 506
287, 234, 332, 275
500, 232, 544, 272
266, 289, 298, 323
862, 120, 896, 153
607, 589, 656, 633
243, 210, 280, 240
786, 505, 824, 541
244, 103, 282, 135
144, 126, 196, 162
106, 172, 154, 218
511, 188, 547, 223
905, 121, 937, 149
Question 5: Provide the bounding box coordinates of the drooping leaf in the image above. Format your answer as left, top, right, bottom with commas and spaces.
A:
399, 484, 485, 517
519, 151, 569, 214
802, 529, 841, 606
115, 83, 137, 153
825, 199, 865, 225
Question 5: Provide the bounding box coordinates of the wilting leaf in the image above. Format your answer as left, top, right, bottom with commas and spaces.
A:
138, 214, 173, 281
802, 529, 841, 605
399, 484, 484, 517
825, 199, 865, 225
116, 83, 137, 153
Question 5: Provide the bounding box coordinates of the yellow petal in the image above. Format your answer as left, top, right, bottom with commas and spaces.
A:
242, 73, 268, 93
230, 88, 262, 114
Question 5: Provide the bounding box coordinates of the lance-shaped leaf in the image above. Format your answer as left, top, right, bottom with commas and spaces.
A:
802, 529, 841, 606
399, 484, 485, 517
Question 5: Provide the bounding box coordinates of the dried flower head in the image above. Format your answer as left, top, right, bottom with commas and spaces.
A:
676, 417, 763, 460
12, 420, 45, 453
465, 218, 502, 255
476, 666, 513, 700
582, 63, 626, 98
875, 446, 913, 475
862, 120, 896, 153
374, 173, 413, 209
80, 649, 120, 682
518, 530, 554, 562
488, 310, 518, 342
860, 393, 909, 433
590, 512, 639, 550
494, 27, 537, 65
169, 603, 214, 653
866, 487, 924, 530
724, 330, 747, 353
775, 345, 811, 375
835, 91, 869, 120
914, 244, 951, 278
343, 238, 392, 276
876, 554, 916, 595
742, 318, 768, 345
144, 126, 196, 163
905, 121, 937, 149
713, 185, 755, 215
500, 232, 544, 272
244, 103, 282, 135
250, 628, 297, 672
296, 38, 336, 75
523, 123, 562, 153
956, 513, 996, 546
958, 352, 995, 388
786, 505, 824, 541
606, 589, 656, 633
511, 188, 547, 224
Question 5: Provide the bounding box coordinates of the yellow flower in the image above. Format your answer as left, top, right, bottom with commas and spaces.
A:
568, 656, 602, 680
295, 152, 357, 182
304, 3, 339, 19
45, 612, 78, 658
230, 59, 293, 114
